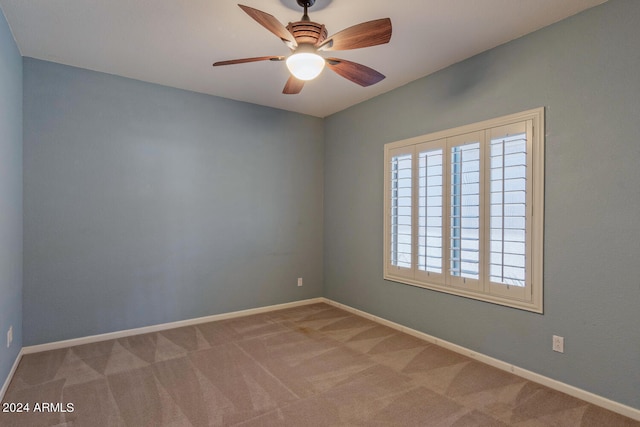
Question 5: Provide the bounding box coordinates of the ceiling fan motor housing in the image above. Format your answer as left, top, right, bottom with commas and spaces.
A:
287, 21, 328, 46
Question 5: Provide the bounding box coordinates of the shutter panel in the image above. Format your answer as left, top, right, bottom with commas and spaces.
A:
418, 148, 443, 274
449, 140, 481, 282
389, 151, 413, 269
489, 131, 526, 286
486, 121, 531, 301
415, 140, 446, 285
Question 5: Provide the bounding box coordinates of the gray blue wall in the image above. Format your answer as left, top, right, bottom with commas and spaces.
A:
23, 59, 324, 345
0, 7, 22, 388
324, 0, 639, 409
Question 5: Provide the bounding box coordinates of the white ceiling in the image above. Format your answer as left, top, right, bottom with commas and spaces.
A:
0, 0, 607, 117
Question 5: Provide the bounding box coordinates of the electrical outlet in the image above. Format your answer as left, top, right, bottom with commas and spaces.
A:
7, 326, 13, 348
552, 335, 564, 353
297, 277, 303, 287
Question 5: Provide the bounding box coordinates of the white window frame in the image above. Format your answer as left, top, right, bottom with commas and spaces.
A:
383, 108, 544, 313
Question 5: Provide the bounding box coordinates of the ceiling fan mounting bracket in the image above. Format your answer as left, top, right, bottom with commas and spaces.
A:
296, 0, 316, 8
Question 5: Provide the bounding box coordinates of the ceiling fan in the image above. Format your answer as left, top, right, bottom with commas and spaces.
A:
212, 1, 392, 94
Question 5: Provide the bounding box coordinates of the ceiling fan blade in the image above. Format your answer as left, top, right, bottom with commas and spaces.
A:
238, 4, 297, 47
213, 56, 284, 66
326, 58, 385, 87
318, 18, 392, 51
283, 76, 305, 94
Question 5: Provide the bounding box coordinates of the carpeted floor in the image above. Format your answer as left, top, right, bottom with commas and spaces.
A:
1, 302, 638, 426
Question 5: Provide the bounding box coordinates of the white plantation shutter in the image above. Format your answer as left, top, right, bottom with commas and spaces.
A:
384, 109, 543, 312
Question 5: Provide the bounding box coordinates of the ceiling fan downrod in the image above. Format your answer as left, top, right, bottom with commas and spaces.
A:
296, 0, 315, 21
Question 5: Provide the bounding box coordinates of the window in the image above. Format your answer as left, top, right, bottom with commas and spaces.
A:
384, 108, 544, 312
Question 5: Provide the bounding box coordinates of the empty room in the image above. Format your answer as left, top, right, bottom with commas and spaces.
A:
1, 0, 639, 425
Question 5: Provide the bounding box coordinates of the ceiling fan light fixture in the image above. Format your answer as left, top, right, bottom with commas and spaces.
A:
213, 4, 392, 94
286, 52, 325, 81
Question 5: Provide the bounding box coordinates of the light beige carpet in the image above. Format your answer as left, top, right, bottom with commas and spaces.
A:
1, 303, 638, 426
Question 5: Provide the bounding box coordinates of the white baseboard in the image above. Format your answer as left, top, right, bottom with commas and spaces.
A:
1, 348, 23, 402
321, 298, 640, 422
22, 298, 324, 355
